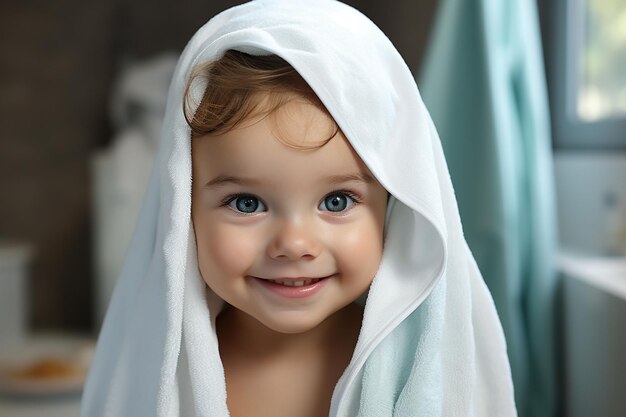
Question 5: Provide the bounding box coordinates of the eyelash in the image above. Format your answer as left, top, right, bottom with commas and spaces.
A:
220, 190, 362, 214
327, 190, 362, 210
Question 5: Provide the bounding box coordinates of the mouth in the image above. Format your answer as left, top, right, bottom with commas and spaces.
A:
265, 277, 324, 287
251, 275, 332, 298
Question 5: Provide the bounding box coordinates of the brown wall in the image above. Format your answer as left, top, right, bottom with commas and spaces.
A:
0, 0, 438, 333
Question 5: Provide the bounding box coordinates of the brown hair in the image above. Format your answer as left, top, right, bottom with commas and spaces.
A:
183, 50, 338, 147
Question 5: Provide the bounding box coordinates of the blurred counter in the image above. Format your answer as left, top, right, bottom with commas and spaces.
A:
559, 251, 626, 417
0, 395, 80, 417
0, 334, 92, 417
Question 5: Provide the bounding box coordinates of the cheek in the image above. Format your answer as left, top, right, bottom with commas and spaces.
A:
195, 220, 262, 281
333, 214, 385, 279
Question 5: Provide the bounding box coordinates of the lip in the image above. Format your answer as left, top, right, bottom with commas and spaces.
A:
251, 275, 332, 299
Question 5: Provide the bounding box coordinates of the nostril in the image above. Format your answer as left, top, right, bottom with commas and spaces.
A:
267, 236, 321, 260
267, 246, 320, 260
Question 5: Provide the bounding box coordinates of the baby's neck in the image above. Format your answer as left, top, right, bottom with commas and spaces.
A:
216, 304, 364, 417
216, 303, 363, 364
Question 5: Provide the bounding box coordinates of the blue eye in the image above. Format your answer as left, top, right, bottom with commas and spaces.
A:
227, 195, 266, 213
319, 192, 356, 212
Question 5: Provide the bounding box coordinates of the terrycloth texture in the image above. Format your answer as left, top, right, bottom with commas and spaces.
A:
420, 1, 558, 416
81, 1, 517, 416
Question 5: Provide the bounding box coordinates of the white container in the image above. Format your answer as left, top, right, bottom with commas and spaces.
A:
0, 243, 33, 345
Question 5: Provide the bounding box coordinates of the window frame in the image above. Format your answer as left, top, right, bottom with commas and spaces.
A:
546, 0, 626, 150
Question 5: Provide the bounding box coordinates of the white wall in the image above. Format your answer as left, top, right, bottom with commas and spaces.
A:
554, 152, 626, 256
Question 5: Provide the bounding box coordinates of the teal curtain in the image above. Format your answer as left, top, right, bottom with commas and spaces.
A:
419, 1, 558, 417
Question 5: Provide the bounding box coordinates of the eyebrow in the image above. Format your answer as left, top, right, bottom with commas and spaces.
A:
203, 175, 261, 189
323, 173, 376, 185
203, 172, 376, 189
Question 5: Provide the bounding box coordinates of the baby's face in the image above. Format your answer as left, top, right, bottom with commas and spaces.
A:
191, 97, 388, 334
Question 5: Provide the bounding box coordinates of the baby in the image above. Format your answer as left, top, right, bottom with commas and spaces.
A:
81, 2, 517, 416
187, 50, 388, 416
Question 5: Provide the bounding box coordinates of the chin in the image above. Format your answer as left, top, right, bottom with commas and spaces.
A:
259, 314, 326, 335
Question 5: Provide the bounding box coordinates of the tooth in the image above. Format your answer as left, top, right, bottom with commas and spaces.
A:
267, 278, 323, 287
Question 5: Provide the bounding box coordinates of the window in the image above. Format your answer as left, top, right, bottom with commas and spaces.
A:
546, 0, 626, 149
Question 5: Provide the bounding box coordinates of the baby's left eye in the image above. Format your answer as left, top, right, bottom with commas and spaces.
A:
319, 192, 357, 213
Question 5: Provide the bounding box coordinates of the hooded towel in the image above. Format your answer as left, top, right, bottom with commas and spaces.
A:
81, 1, 517, 416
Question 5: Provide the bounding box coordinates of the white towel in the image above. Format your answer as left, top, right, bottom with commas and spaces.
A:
81, 1, 517, 416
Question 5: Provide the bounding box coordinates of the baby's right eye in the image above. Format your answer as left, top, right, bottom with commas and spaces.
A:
226, 195, 267, 214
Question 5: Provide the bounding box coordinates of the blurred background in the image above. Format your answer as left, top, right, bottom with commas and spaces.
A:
0, 0, 624, 416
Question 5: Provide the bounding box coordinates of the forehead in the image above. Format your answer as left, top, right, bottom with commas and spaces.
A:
191, 100, 374, 187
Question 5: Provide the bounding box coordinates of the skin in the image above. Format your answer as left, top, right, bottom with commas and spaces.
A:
191, 95, 388, 416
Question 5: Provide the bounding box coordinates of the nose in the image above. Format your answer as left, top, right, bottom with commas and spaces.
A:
267, 218, 322, 260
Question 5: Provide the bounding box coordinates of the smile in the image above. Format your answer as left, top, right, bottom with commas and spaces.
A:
267, 278, 322, 287
251, 275, 332, 298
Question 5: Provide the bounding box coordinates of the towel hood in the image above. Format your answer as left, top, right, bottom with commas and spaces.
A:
81, 2, 516, 416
